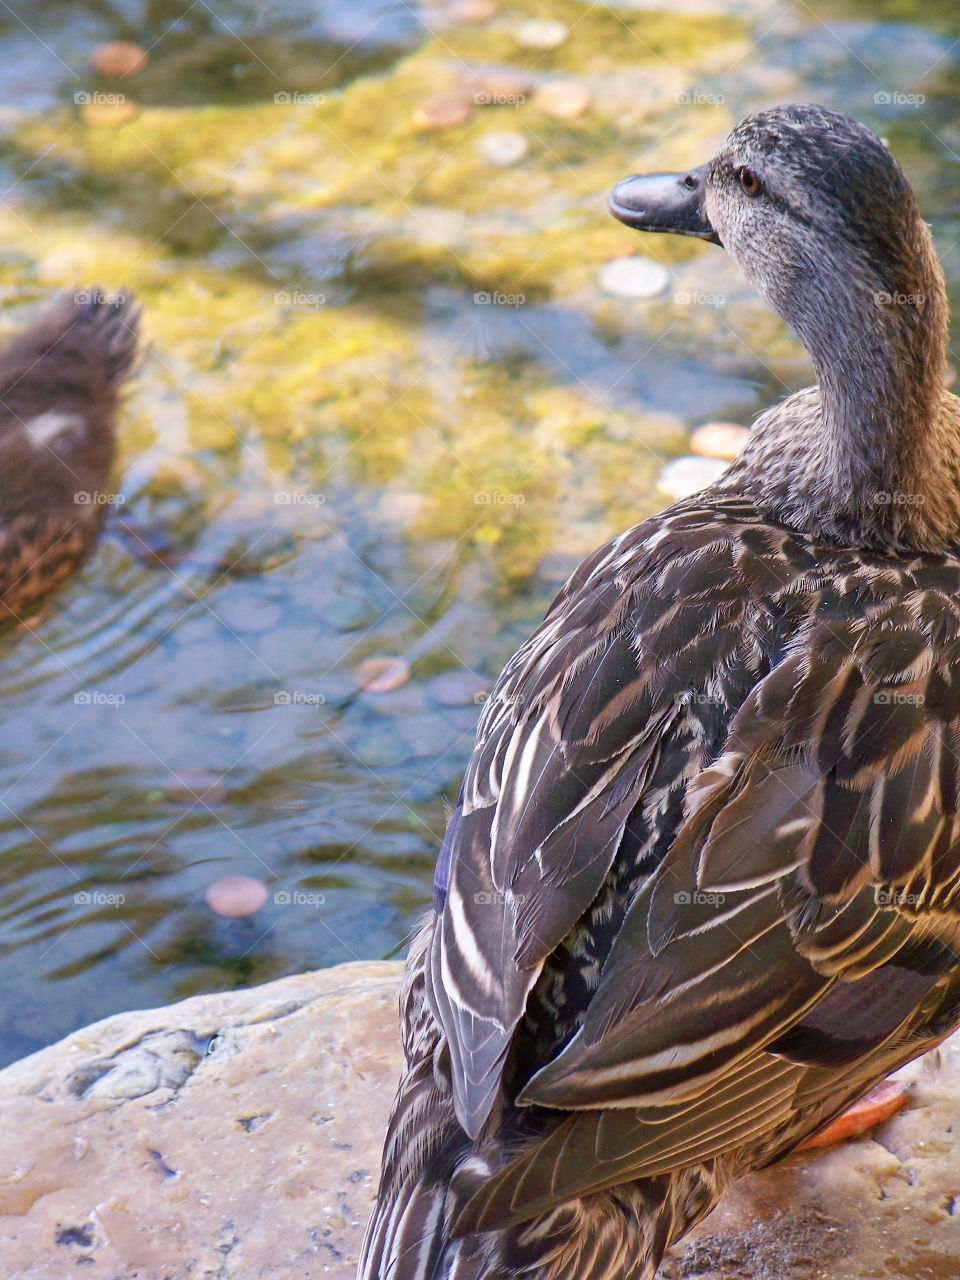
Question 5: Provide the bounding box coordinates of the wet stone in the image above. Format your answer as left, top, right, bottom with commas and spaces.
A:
426, 669, 487, 707
514, 18, 569, 49
599, 256, 670, 299
532, 81, 592, 120
353, 656, 411, 692
475, 130, 529, 166
657, 455, 729, 499
90, 42, 148, 78
689, 422, 751, 460
412, 96, 471, 130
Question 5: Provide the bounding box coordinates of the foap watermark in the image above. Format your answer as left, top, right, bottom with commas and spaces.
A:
274, 890, 327, 906
874, 690, 925, 706
474, 290, 525, 308
874, 91, 925, 108
675, 91, 726, 106
473, 90, 525, 107
274, 690, 326, 707
875, 291, 924, 307
872, 490, 925, 506
474, 490, 525, 506
474, 890, 528, 905
74, 690, 126, 707
274, 490, 325, 507
74, 889, 125, 906
876, 888, 922, 907
674, 290, 725, 308
75, 490, 125, 506
74, 91, 126, 106
678, 690, 722, 709
674, 890, 726, 906
74, 289, 126, 306
275, 290, 326, 308
274, 91, 326, 106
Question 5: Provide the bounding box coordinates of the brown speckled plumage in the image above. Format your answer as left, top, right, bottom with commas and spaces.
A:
0, 291, 140, 623
360, 105, 960, 1280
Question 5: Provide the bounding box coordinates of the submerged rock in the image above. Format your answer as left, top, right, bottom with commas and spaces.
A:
689, 422, 751, 460
533, 81, 592, 120
658, 455, 729, 498
475, 129, 529, 166
513, 18, 569, 49
1, 964, 959, 1279
599, 255, 671, 299
412, 95, 471, 130
90, 42, 148, 79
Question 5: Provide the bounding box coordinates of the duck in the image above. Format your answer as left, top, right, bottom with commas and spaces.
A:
359, 104, 960, 1280
0, 290, 140, 625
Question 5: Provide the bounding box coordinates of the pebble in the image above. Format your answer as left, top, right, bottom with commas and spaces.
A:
354, 656, 411, 692
452, 0, 499, 20
79, 98, 138, 126
90, 41, 148, 78
323, 597, 377, 631
205, 876, 269, 918
165, 776, 230, 806
599, 256, 670, 299
215, 597, 284, 634
689, 422, 751, 460
476, 130, 528, 166
470, 69, 530, 104
413, 96, 471, 131
533, 82, 592, 120
514, 18, 568, 49
426, 669, 487, 707
657, 456, 729, 500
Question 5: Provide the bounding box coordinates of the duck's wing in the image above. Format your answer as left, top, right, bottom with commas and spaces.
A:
426, 511, 790, 1138
453, 599, 960, 1230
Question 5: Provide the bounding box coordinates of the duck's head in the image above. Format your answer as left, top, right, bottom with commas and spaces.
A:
609, 104, 945, 380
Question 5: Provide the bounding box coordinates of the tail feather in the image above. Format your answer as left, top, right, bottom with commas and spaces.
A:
358, 918, 721, 1280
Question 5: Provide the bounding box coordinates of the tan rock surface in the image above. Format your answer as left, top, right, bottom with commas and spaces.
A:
2, 962, 960, 1278
0, 963, 402, 1279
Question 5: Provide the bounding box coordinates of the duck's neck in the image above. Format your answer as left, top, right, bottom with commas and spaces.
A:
732, 222, 960, 551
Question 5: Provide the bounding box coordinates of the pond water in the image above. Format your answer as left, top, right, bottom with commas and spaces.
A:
0, 0, 958, 1067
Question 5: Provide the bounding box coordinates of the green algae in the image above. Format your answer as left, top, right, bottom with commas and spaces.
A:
0, 1, 753, 587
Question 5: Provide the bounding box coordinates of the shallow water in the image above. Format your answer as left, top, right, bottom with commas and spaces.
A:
0, 0, 957, 1066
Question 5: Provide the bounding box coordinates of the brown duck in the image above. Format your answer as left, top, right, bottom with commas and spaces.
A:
360, 104, 960, 1279
0, 290, 140, 624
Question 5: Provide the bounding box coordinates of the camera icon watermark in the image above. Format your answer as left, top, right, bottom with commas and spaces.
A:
74, 889, 125, 906
74, 91, 127, 106
274, 290, 326, 308
75, 490, 125, 506
675, 91, 726, 106
673, 889, 726, 906
874, 91, 925, 107
274, 490, 325, 507
874, 690, 925, 706
74, 690, 126, 707
474, 490, 525, 506
274, 91, 326, 106
74, 289, 126, 306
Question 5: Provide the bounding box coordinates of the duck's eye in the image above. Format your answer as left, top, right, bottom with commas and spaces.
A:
738, 168, 762, 197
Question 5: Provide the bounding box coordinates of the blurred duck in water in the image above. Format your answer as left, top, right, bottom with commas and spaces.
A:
0, 291, 140, 624
360, 105, 960, 1280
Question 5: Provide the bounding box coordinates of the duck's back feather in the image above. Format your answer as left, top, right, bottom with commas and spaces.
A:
424, 497, 960, 1225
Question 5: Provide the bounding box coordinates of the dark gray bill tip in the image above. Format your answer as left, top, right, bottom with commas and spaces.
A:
608, 164, 721, 246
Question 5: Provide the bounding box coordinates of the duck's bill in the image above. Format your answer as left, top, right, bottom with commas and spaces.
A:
608, 164, 721, 245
